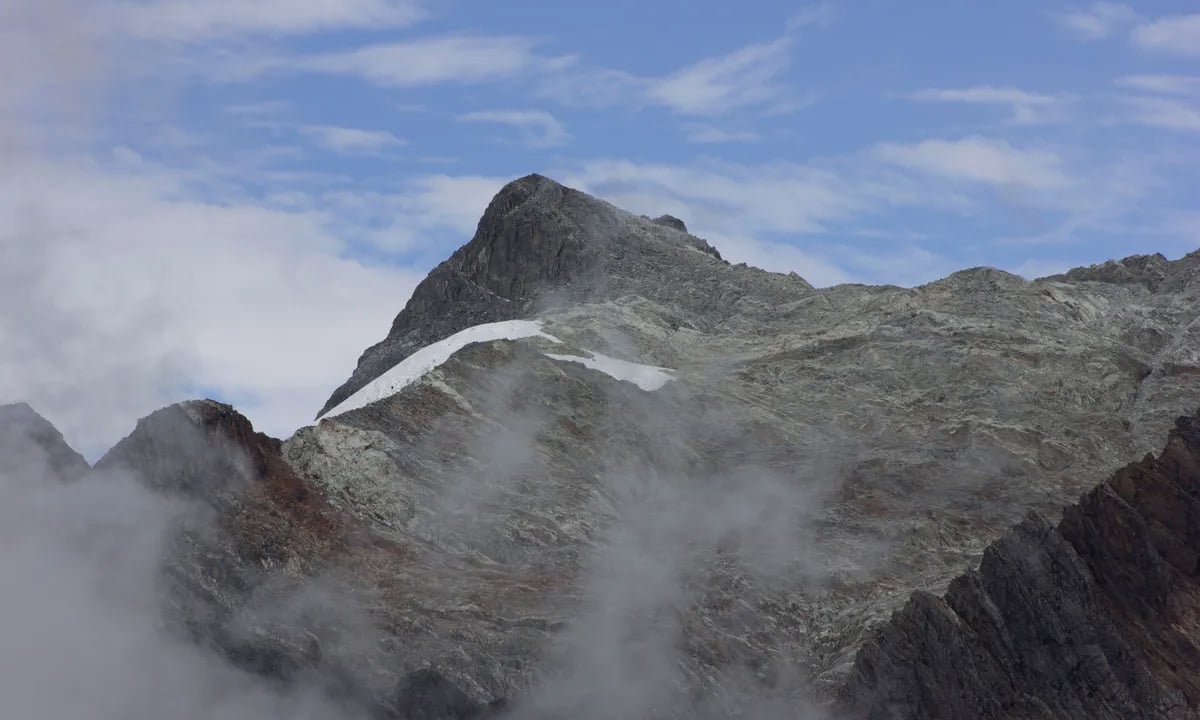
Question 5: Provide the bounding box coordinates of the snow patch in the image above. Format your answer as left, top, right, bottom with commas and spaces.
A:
321, 320, 559, 419
545, 352, 676, 391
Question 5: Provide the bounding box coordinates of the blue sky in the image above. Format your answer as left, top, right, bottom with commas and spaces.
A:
2, 0, 1198, 453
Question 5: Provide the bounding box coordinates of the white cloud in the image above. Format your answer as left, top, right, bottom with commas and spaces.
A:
0, 158, 422, 456
905, 85, 1072, 125
684, 124, 760, 144
457, 109, 569, 147
1133, 13, 1200, 56
786, 2, 839, 30
1009, 258, 1077, 280
873, 137, 1071, 192
646, 37, 795, 115
298, 35, 548, 87
105, 0, 424, 42
1052, 2, 1136, 39
1122, 96, 1200, 132
541, 29, 812, 117
299, 125, 406, 154
1116, 74, 1200, 95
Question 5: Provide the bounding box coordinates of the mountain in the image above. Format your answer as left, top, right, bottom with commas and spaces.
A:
6, 174, 1200, 718
298, 174, 1200, 706
0, 401, 89, 481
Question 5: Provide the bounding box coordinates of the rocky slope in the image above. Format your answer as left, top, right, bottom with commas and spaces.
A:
840, 408, 1200, 719
298, 174, 1200, 705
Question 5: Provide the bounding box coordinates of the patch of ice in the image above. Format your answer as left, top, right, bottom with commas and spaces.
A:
545, 351, 676, 391
321, 320, 559, 419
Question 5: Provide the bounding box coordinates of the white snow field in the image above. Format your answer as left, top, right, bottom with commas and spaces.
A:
544, 352, 676, 391
321, 319, 678, 420
320, 320, 559, 419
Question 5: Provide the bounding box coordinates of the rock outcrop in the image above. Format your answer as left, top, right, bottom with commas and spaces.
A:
0, 401, 89, 481
840, 408, 1200, 719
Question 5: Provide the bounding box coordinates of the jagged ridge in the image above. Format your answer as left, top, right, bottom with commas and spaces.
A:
841, 408, 1200, 719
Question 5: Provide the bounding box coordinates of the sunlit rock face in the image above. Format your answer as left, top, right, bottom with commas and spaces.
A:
286, 174, 1200, 710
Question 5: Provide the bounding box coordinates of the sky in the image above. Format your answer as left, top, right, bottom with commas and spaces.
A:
0, 0, 1197, 455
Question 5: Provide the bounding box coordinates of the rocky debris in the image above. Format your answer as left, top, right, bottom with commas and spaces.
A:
839, 409, 1200, 719
0, 401, 89, 481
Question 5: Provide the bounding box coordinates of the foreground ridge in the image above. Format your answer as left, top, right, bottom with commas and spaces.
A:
841, 408, 1200, 720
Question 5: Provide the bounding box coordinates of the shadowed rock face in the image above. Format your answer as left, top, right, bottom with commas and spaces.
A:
840, 409, 1200, 720
0, 402, 89, 481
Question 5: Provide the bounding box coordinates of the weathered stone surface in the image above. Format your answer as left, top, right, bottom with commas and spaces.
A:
840, 410, 1200, 719
0, 401, 89, 481
298, 175, 1200, 707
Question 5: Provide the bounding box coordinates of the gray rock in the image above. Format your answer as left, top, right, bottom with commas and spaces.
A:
840, 410, 1200, 719
291, 175, 1200, 710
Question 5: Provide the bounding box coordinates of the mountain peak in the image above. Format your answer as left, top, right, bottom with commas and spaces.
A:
0, 402, 90, 481
317, 174, 792, 417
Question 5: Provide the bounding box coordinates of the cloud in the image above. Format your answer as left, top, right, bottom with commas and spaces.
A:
1116, 74, 1200, 96
873, 137, 1071, 192
1121, 96, 1200, 132
541, 29, 813, 117
0, 158, 423, 456
1052, 2, 1136, 39
457, 109, 569, 147
1133, 13, 1200, 56
904, 85, 1072, 125
299, 125, 406, 154
105, 0, 424, 42
297, 35, 550, 87
684, 124, 761, 144
646, 37, 796, 116
786, 2, 839, 30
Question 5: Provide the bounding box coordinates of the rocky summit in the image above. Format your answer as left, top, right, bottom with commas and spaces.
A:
4, 173, 1200, 718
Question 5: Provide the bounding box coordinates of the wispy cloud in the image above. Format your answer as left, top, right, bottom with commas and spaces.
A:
1051, 2, 1136, 39
1116, 74, 1200, 96
645, 37, 796, 115
105, 0, 425, 42
904, 85, 1072, 125
786, 2, 839, 30
1121, 96, 1200, 133
1133, 13, 1200, 57
296, 35, 552, 87
541, 22, 820, 117
299, 125, 406, 154
456, 109, 569, 147
873, 137, 1071, 192
684, 124, 760, 144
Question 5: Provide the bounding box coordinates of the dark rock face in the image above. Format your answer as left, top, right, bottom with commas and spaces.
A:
652, 214, 688, 233
380, 669, 506, 720
840, 409, 1200, 720
318, 174, 786, 417
0, 401, 89, 481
